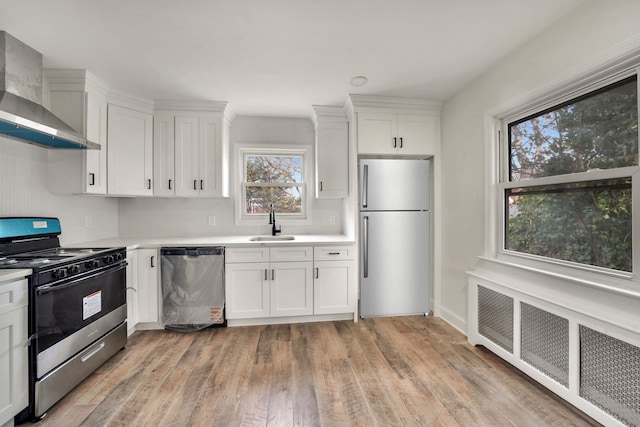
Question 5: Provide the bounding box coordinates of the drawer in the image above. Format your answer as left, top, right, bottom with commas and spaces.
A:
314, 246, 354, 261
226, 248, 270, 263
0, 278, 28, 315
270, 246, 313, 262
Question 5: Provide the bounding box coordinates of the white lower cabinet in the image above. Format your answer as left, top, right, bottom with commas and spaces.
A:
225, 247, 313, 320
125, 248, 159, 332
137, 249, 160, 324
313, 247, 356, 315
225, 245, 355, 323
0, 277, 28, 426
125, 250, 139, 334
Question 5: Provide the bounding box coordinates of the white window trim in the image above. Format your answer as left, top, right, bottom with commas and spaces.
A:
234, 143, 312, 226
482, 46, 640, 294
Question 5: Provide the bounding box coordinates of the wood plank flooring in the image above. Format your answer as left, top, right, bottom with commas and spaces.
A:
28, 317, 601, 427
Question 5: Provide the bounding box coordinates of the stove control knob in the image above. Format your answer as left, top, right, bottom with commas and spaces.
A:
53, 268, 68, 279
115, 252, 124, 261
86, 260, 100, 269
68, 265, 80, 275
103, 255, 115, 264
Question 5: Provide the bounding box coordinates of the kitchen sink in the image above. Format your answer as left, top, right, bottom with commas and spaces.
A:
249, 235, 296, 241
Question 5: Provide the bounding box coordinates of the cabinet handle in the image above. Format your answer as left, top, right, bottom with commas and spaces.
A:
315, 267, 319, 279
200, 180, 204, 190
150, 256, 155, 268
193, 180, 197, 190
328, 252, 340, 255
264, 269, 268, 281
89, 173, 95, 186
147, 179, 152, 190
168, 179, 172, 190
320, 181, 323, 191
271, 269, 275, 281
393, 137, 397, 148
400, 137, 403, 148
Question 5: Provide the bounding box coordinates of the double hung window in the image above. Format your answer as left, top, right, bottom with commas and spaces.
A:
501, 75, 638, 272
238, 147, 309, 222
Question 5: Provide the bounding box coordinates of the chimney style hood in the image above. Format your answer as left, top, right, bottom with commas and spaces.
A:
0, 31, 99, 149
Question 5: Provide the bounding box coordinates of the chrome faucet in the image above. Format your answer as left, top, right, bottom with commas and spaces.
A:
269, 203, 281, 236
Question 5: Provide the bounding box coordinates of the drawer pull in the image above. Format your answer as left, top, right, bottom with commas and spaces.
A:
328, 252, 341, 255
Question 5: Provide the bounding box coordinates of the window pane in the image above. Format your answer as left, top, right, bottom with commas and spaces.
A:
245, 185, 302, 214
509, 77, 638, 181
246, 155, 303, 183
506, 179, 632, 271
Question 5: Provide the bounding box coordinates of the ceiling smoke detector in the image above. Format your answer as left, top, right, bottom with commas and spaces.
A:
350, 76, 368, 87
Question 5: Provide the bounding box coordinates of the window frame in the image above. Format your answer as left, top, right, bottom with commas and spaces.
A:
235, 144, 312, 225
494, 67, 640, 280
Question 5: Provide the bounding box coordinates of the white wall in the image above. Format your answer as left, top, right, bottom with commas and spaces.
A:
0, 136, 119, 245
118, 116, 344, 237
439, 0, 640, 330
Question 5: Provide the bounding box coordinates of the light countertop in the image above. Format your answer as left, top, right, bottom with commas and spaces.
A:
69, 234, 355, 250
0, 269, 32, 282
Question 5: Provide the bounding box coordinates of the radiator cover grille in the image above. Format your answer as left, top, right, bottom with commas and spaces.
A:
478, 286, 514, 353
580, 326, 640, 426
521, 303, 569, 387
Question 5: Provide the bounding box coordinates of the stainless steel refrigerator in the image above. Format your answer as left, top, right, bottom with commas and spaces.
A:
359, 159, 430, 317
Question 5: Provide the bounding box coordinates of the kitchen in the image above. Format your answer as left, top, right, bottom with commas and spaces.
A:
1, 1, 640, 426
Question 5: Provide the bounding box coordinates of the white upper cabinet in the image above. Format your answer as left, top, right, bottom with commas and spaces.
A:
357, 112, 437, 156
107, 103, 154, 196
312, 106, 349, 199
153, 114, 175, 196
46, 70, 108, 195
153, 101, 231, 198
346, 95, 442, 157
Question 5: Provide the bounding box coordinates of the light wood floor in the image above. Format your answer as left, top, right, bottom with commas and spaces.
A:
30, 316, 601, 427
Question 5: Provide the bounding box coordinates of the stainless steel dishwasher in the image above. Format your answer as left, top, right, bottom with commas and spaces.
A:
160, 247, 225, 331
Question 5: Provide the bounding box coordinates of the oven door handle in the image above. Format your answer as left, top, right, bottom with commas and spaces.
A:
36, 263, 126, 295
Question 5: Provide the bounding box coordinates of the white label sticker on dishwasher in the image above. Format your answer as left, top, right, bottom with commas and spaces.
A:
83, 291, 102, 320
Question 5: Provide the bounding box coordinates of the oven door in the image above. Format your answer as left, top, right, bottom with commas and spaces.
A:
34, 261, 127, 377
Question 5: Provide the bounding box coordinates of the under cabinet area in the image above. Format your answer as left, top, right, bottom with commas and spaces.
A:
0, 276, 28, 425
225, 245, 356, 325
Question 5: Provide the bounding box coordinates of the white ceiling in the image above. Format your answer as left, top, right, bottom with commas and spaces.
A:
0, 0, 585, 117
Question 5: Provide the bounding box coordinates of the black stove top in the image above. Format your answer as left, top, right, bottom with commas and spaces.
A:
0, 247, 118, 269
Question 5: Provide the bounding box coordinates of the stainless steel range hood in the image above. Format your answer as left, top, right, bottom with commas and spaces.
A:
0, 31, 99, 149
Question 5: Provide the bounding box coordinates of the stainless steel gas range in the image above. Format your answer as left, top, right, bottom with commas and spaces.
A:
0, 217, 127, 423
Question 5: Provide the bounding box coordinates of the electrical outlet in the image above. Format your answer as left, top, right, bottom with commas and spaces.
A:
329, 215, 336, 225
84, 215, 92, 228
208, 215, 216, 226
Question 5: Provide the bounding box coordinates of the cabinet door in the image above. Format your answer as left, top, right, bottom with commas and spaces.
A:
225, 263, 270, 319
270, 261, 313, 317
84, 91, 108, 194
314, 260, 353, 315
107, 104, 153, 196
199, 116, 222, 197
397, 114, 437, 156
357, 113, 397, 155
153, 115, 175, 196
0, 307, 28, 425
137, 249, 159, 323
125, 250, 139, 333
316, 121, 348, 198
175, 116, 200, 197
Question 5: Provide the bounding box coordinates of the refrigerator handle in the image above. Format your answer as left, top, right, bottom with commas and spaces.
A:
362, 164, 368, 208
363, 216, 369, 278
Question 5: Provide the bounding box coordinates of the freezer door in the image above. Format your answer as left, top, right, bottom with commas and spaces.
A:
360, 159, 429, 211
360, 211, 430, 317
